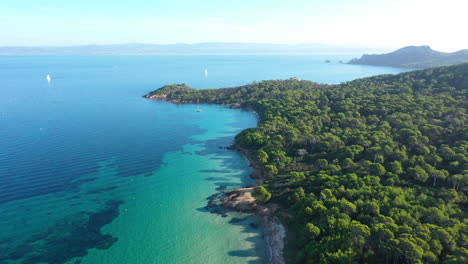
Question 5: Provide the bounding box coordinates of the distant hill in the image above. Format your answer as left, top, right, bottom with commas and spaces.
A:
348, 45, 468, 68
0, 43, 390, 55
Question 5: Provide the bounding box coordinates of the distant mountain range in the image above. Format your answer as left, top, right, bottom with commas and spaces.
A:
0, 43, 390, 55
348, 46, 468, 68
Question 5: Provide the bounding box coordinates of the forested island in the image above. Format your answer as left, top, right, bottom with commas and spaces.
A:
146, 63, 468, 263
348, 46, 468, 69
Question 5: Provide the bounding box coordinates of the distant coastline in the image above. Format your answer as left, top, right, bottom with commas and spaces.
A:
0, 43, 392, 55
348, 45, 468, 68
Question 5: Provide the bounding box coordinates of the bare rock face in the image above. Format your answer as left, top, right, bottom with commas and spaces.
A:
220, 188, 257, 212
144, 94, 167, 99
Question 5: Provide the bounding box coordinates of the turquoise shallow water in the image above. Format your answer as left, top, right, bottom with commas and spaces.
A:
0, 55, 406, 264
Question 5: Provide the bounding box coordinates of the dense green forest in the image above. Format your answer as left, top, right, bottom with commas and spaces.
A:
147, 63, 468, 263
348, 46, 468, 69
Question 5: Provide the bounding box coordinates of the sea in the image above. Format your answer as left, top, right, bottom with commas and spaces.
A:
0, 55, 406, 264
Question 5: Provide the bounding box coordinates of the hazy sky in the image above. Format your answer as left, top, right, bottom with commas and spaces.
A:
1, 0, 467, 51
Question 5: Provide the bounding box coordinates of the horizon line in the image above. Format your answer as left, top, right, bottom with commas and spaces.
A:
0, 42, 396, 49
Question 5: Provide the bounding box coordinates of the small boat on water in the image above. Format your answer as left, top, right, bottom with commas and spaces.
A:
196, 99, 202, 112
46, 74, 51, 83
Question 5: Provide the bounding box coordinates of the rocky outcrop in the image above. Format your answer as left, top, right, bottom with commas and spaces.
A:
144, 94, 167, 99
219, 188, 285, 264
220, 187, 257, 212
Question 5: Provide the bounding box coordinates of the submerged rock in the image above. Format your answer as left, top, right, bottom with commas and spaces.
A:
215, 185, 227, 191
229, 217, 247, 224
0, 200, 123, 264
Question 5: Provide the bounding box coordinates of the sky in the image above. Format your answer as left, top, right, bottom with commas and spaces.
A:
0, 0, 467, 52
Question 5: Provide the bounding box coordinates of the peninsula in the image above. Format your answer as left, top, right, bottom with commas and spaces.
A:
348, 45, 468, 68
145, 63, 468, 263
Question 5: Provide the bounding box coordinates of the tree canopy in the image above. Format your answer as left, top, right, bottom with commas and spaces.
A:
147, 63, 468, 263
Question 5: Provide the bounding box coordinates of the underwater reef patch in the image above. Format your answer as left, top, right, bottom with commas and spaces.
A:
0, 200, 123, 264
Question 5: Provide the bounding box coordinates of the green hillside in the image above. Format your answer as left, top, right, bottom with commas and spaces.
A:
147, 63, 468, 263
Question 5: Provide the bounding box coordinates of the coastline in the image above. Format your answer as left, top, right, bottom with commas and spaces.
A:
232, 143, 285, 264
145, 95, 286, 264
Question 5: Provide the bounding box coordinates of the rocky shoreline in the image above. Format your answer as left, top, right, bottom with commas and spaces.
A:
204, 186, 286, 264
206, 144, 286, 264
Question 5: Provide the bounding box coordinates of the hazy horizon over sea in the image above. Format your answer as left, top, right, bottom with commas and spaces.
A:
0, 55, 406, 264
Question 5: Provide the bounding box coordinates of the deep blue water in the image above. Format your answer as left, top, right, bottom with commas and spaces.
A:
0, 55, 406, 264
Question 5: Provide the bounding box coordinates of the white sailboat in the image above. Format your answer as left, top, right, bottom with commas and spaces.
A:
46, 74, 51, 85
204, 68, 208, 78
196, 99, 202, 112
